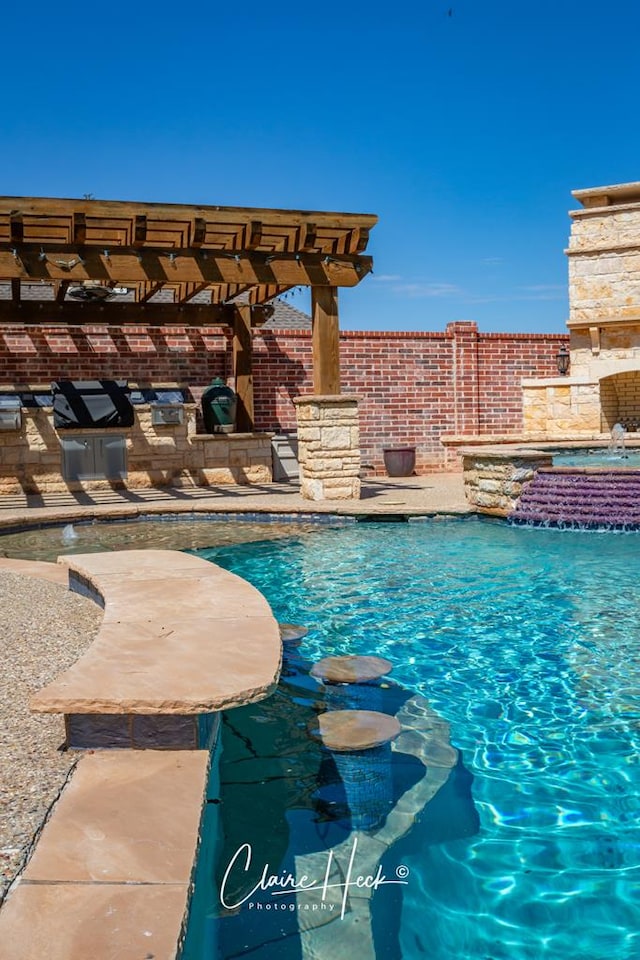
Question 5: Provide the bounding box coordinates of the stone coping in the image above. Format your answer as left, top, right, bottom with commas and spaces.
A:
190, 432, 274, 441
443, 433, 640, 448
30, 549, 282, 716
459, 446, 554, 461
461, 442, 640, 459
0, 750, 208, 960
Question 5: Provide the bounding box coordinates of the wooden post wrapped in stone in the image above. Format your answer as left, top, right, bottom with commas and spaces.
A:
294, 395, 361, 500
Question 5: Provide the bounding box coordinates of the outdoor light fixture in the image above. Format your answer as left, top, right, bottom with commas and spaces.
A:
556, 345, 570, 375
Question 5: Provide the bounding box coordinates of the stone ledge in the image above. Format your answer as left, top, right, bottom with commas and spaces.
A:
294, 394, 360, 404
30, 549, 281, 721
0, 750, 208, 960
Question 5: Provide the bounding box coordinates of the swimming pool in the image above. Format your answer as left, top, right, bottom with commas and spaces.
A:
180, 517, 640, 960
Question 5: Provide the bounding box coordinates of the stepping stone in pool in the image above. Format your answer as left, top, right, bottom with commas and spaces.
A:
311, 655, 394, 711
309, 708, 401, 752
279, 622, 309, 643
310, 654, 393, 684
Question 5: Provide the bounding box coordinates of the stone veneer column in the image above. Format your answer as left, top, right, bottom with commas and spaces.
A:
294, 395, 361, 500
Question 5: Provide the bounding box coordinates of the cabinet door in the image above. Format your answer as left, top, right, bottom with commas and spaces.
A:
61, 437, 94, 480
61, 435, 127, 480
98, 435, 127, 479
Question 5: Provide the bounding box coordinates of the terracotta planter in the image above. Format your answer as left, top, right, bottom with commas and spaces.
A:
383, 447, 416, 477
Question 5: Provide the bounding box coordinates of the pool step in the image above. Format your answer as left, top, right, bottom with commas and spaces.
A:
510, 468, 640, 529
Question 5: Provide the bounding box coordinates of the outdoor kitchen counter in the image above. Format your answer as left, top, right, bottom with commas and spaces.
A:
30, 548, 282, 720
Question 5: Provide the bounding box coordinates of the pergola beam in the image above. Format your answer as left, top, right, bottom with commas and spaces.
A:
0, 244, 371, 295
0, 198, 377, 412
0, 197, 377, 236
0, 300, 279, 326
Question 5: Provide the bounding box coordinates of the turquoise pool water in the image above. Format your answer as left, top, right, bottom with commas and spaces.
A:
182, 518, 640, 960
552, 448, 640, 467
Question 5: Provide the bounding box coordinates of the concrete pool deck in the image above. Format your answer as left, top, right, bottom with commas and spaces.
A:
0, 474, 470, 529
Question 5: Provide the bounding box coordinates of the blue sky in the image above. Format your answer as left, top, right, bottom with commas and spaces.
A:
3, 0, 640, 334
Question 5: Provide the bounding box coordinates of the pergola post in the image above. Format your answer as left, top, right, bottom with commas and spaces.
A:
232, 303, 254, 432
311, 286, 341, 394
296, 285, 361, 500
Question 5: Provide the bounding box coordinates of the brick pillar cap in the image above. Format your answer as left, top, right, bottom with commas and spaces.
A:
446, 321, 478, 334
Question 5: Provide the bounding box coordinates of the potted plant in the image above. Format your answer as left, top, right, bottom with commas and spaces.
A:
382, 446, 416, 477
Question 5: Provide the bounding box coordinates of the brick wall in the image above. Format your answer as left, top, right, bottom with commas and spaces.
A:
0, 321, 568, 472
252, 323, 566, 471
476, 332, 564, 434
0, 325, 229, 383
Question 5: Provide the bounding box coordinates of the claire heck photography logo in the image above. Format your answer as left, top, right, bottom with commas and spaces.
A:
220, 836, 410, 920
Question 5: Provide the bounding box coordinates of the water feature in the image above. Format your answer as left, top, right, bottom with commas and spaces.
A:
609, 422, 628, 460
60, 523, 78, 544
178, 518, 640, 960
510, 469, 640, 529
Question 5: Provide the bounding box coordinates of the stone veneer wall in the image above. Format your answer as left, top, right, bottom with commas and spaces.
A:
568, 203, 640, 326
521, 380, 602, 437
294, 395, 360, 500
521, 187, 640, 442
0, 322, 566, 476
0, 405, 272, 494
462, 450, 554, 517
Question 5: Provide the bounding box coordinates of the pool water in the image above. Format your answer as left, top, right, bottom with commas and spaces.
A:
181, 518, 640, 960
552, 447, 640, 468
0, 514, 347, 562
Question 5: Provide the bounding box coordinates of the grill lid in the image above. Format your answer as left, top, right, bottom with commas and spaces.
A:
52, 380, 134, 429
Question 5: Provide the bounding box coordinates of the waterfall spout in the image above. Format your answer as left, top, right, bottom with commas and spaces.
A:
609, 423, 627, 460
61, 524, 78, 544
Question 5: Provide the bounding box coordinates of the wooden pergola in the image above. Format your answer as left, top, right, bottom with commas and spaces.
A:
0, 197, 377, 430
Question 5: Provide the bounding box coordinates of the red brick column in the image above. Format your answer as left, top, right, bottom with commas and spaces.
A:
447, 321, 480, 435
